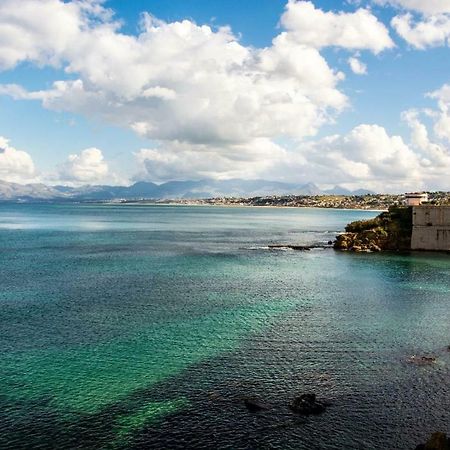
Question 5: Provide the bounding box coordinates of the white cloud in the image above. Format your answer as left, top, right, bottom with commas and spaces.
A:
316, 117, 450, 191
0, 0, 398, 187
0, 137, 36, 183
1, 13, 348, 145
348, 56, 368, 74
374, 0, 450, 15
298, 124, 423, 191
133, 122, 448, 193
134, 138, 298, 182
9, 1, 446, 192
391, 13, 450, 48
398, 87, 450, 190
402, 109, 450, 168
427, 84, 450, 142
280, 1, 394, 53
58, 148, 110, 184
379, 0, 450, 49
0, 0, 114, 70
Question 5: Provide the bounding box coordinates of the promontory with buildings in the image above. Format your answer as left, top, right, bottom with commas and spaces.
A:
164, 191, 450, 253
334, 193, 450, 252
159, 192, 450, 210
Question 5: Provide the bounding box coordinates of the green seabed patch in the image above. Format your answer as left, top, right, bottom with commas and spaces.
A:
1, 297, 303, 439
112, 398, 189, 448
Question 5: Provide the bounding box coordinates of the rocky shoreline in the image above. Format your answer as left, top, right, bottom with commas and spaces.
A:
334, 206, 413, 252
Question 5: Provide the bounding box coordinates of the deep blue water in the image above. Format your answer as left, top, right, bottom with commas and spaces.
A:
0, 204, 449, 449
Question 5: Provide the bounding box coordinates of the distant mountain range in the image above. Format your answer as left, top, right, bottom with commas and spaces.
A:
0, 179, 374, 202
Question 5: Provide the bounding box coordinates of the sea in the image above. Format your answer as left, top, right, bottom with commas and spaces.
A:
0, 203, 449, 450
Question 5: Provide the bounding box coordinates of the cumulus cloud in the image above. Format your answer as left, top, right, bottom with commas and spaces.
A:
427, 84, 450, 142
134, 138, 299, 182
133, 123, 440, 193
0, 6, 349, 145
374, 0, 450, 15
295, 124, 424, 191
281, 1, 394, 53
9, 0, 446, 192
397, 84, 450, 190
402, 109, 450, 169
0, 137, 36, 183
391, 13, 450, 48
298, 86, 450, 191
58, 147, 110, 184
376, 0, 450, 48
348, 56, 368, 74
0, 0, 114, 70
0, 0, 397, 186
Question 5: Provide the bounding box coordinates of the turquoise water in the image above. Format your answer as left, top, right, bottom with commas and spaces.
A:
0, 204, 449, 449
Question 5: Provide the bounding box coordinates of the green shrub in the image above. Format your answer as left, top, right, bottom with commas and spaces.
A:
345, 217, 381, 232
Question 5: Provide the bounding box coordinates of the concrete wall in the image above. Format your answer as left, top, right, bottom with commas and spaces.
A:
411, 206, 450, 251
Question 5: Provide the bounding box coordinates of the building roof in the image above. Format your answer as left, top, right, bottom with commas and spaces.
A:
405, 192, 427, 197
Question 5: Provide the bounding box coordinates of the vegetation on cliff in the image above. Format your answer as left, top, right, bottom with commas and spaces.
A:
334, 207, 413, 252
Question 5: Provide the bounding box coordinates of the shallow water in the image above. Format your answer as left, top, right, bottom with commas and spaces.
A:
0, 204, 449, 449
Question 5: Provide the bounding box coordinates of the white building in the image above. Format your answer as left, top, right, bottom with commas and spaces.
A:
405, 192, 428, 206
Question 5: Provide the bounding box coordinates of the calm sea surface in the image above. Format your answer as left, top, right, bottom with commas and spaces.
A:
0, 204, 449, 450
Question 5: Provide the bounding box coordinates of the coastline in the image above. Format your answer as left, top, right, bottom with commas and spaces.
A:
101, 201, 387, 212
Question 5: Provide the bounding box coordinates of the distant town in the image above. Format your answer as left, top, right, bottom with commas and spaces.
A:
120, 192, 450, 210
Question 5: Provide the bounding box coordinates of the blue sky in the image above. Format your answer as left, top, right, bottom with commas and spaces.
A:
0, 0, 450, 192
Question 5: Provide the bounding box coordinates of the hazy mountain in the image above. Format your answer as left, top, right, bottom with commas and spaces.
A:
0, 180, 63, 200
0, 179, 374, 202
323, 185, 374, 196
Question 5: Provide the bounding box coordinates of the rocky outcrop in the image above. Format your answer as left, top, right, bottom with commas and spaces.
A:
244, 397, 270, 412
334, 207, 413, 252
415, 432, 450, 450
289, 393, 327, 415
407, 355, 437, 365
268, 244, 332, 251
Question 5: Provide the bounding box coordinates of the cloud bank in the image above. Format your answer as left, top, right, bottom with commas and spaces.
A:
0, 0, 395, 185
0, 137, 36, 183
0, 0, 449, 191
58, 148, 110, 184
375, 0, 450, 49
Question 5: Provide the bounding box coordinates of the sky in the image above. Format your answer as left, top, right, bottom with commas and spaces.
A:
1, 0, 450, 192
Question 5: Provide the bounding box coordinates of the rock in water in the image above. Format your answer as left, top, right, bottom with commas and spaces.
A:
415, 432, 450, 450
244, 397, 269, 412
407, 355, 437, 365
289, 393, 326, 415
333, 206, 413, 252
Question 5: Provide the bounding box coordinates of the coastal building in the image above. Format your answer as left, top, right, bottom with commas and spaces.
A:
411, 205, 450, 251
405, 192, 428, 206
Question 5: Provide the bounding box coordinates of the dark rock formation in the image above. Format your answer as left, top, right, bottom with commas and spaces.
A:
415, 432, 450, 450
268, 244, 332, 251
244, 397, 269, 412
407, 355, 437, 366
289, 393, 326, 415
334, 206, 413, 252
269, 244, 311, 251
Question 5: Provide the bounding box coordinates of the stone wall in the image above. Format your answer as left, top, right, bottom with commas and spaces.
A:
411, 206, 450, 251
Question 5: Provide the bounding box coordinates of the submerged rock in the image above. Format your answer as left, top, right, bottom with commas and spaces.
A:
407, 355, 437, 365
244, 397, 269, 412
268, 244, 330, 251
289, 393, 326, 415
415, 432, 450, 450
268, 244, 311, 251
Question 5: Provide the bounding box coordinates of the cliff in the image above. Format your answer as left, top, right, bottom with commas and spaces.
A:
334, 207, 413, 252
